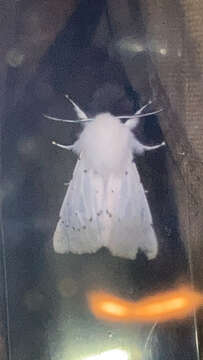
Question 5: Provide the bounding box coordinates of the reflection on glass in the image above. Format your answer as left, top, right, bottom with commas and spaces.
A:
82, 349, 129, 360
87, 286, 203, 323
1, 1, 200, 360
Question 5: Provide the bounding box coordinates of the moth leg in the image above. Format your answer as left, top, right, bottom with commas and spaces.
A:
52, 141, 74, 151
143, 141, 165, 151
133, 138, 165, 154
140, 141, 165, 152
65, 94, 88, 120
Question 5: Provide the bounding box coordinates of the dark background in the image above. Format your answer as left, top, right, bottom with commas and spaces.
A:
0, 1, 200, 359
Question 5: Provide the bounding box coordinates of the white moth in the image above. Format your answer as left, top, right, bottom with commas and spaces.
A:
46, 96, 165, 260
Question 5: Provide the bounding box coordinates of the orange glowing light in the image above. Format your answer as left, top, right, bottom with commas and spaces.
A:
101, 301, 127, 317
87, 286, 203, 324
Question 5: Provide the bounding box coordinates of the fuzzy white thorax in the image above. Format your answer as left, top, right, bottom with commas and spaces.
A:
73, 113, 134, 176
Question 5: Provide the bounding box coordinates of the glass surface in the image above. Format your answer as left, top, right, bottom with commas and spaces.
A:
1, 1, 200, 360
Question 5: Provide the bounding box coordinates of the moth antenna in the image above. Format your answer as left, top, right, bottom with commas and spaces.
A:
121, 108, 163, 120
136, 108, 163, 117
65, 94, 88, 120
118, 100, 153, 119
43, 114, 92, 123
52, 141, 74, 151
64, 182, 70, 186
124, 108, 163, 129
135, 100, 152, 115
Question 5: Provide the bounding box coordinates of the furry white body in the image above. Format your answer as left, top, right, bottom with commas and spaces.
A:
53, 111, 163, 260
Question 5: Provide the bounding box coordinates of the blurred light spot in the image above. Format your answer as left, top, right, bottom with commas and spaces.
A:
58, 277, 78, 298
24, 289, 44, 311
17, 137, 38, 159
159, 48, 167, 56
118, 37, 144, 54
140, 297, 187, 315
6, 48, 25, 67
82, 349, 129, 360
87, 286, 203, 323
0, 181, 15, 204
177, 49, 182, 57
148, 40, 169, 58
101, 302, 127, 317
87, 291, 134, 322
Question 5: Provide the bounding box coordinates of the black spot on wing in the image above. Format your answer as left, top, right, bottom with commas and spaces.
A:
106, 209, 112, 218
